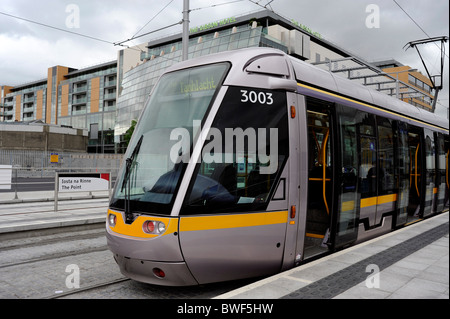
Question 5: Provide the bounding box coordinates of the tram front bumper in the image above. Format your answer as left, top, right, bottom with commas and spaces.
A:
106, 211, 197, 286
113, 254, 198, 286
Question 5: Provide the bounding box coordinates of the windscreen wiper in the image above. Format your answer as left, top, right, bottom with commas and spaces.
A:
122, 135, 143, 224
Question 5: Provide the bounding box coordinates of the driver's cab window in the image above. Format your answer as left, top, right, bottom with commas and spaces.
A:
182, 87, 289, 215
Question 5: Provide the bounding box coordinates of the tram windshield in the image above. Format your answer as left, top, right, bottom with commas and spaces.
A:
110, 63, 229, 215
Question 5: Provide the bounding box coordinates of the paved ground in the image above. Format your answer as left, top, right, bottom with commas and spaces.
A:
216, 211, 449, 299
1, 190, 448, 299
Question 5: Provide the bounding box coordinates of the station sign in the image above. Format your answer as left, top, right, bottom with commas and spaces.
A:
58, 173, 110, 192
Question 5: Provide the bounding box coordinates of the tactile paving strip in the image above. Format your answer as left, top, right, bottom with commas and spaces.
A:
282, 222, 449, 299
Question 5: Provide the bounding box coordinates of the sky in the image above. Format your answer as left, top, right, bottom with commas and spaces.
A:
0, 0, 449, 117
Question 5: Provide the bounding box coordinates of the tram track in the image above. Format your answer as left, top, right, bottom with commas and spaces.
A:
0, 226, 107, 265
0, 228, 106, 252
0, 236, 120, 298
45, 277, 131, 299
0, 245, 109, 269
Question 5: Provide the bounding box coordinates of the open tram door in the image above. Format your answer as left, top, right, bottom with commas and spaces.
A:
302, 99, 334, 259
297, 99, 360, 261
291, 97, 361, 262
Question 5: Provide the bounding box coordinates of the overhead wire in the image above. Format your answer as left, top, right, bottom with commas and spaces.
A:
191, 0, 245, 11
393, 0, 431, 38
393, 0, 449, 59
132, 0, 176, 38
0, 9, 181, 53
248, 0, 276, 11
114, 21, 182, 47
0, 11, 117, 46
393, 0, 449, 111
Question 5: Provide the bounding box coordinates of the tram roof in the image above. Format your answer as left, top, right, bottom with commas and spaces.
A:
165, 48, 449, 132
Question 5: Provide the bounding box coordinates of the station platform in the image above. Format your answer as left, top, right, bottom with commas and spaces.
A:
217, 210, 449, 299
0, 191, 448, 299
0, 191, 108, 235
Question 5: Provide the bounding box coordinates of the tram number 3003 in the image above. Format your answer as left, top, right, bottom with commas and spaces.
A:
240, 90, 274, 105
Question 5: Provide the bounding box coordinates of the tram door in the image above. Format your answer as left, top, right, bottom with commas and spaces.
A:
394, 122, 410, 226
407, 127, 423, 222
423, 129, 436, 217
434, 133, 447, 213
304, 99, 333, 259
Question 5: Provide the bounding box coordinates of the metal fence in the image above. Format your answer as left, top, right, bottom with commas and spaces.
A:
0, 150, 123, 178
0, 150, 124, 202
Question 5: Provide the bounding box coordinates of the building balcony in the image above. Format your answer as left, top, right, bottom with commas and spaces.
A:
3, 109, 14, 116
23, 96, 35, 103
104, 79, 117, 88
72, 96, 87, 105
104, 93, 116, 100
23, 105, 34, 113
72, 104, 87, 115
3, 100, 14, 107
23, 113, 34, 120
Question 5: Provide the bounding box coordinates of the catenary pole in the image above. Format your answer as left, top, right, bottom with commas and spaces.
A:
182, 0, 190, 61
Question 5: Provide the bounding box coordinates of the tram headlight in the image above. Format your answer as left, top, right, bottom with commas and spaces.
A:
157, 221, 166, 234
143, 220, 166, 235
108, 213, 117, 227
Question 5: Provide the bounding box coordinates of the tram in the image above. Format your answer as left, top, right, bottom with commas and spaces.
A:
106, 48, 449, 286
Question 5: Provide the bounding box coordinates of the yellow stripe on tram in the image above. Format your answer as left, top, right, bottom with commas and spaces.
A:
360, 194, 398, 208
179, 211, 288, 232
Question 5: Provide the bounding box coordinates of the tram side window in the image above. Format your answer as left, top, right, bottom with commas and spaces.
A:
376, 117, 395, 195
358, 113, 377, 198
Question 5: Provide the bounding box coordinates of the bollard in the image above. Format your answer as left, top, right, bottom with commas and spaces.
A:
54, 172, 59, 212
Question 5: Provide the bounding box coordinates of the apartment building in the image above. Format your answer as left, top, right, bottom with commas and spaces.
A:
1, 62, 116, 153
374, 59, 435, 112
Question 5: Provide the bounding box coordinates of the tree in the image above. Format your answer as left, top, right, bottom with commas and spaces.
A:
123, 119, 137, 146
